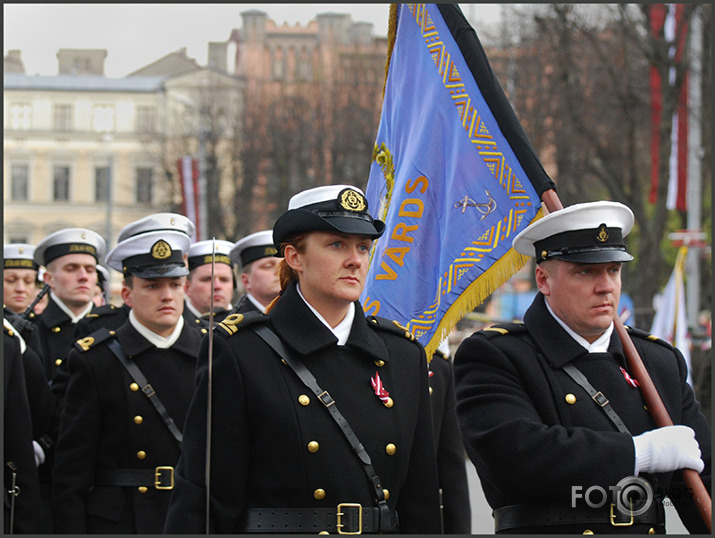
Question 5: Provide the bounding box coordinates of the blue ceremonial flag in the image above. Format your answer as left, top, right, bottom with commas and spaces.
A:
361, 4, 556, 357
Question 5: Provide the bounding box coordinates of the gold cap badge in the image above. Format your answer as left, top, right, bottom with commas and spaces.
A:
151, 240, 172, 260
596, 224, 609, 242
340, 188, 366, 212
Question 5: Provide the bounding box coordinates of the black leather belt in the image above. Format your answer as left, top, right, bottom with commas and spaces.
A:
493, 501, 663, 533
94, 467, 175, 490
240, 505, 392, 534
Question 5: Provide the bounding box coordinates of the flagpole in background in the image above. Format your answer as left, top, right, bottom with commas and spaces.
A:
685, 5, 703, 329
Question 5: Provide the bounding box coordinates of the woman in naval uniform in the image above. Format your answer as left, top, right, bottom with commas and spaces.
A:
165, 185, 442, 534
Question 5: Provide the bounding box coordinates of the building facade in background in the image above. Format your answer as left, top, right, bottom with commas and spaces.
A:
3, 10, 387, 249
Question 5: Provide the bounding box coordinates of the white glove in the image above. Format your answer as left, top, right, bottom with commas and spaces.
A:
32, 440, 46, 467
633, 425, 704, 475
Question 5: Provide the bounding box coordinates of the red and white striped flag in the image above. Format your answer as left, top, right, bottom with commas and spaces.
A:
649, 4, 689, 212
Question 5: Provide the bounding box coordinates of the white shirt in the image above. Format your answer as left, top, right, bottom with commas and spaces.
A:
184, 299, 203, 318
129, 309, 184, 349
296, 284, 355, 346
246, 293, 268, 314
545, 298, 614, 353
50, 291, 93, 324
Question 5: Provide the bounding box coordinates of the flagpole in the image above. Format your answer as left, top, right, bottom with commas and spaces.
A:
204, 238, 216, 534
541, 189, 711, 532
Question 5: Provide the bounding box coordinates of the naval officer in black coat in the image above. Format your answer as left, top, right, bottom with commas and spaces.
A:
164, 184, 442, 534
229, 229, 281, 314
31, 228, 106, 383
453, 201, 711, 534
51, 230, 202, 533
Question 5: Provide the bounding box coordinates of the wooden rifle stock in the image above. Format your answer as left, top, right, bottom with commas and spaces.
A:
541, 189, 711, 531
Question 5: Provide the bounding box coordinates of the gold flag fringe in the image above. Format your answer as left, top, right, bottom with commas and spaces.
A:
424, 208, 544, 360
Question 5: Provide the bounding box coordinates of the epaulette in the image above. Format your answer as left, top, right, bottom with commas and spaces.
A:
625, 325, 675, 351
367, 315, 417, 342
479, 322, 527, 339
74, 326, 116, 352
85, 304, 123, 318
215, 311, 266, 337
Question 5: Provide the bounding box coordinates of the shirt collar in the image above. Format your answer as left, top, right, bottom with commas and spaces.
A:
246, 293, 268, 314
184, 298, 204, 318
50, 291, 92, 323
129, 309, 184, 349
544, 298, 614, 353
296, 283, 355, 346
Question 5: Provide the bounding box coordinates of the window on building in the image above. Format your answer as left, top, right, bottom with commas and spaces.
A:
10, 164, 29, 201
92, 105, 115, 133
10, 103, 32, 130
54, 104, 73, 132
8, 235, 28, 244
272, 57, 285, 80
94, 166, 110, 202
297, 58, 312, 81
53, 166, 70, 201
136, 167, 153, 204
136, 106, 157, 134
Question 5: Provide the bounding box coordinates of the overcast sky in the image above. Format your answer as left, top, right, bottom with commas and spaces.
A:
4, 3, 504, 77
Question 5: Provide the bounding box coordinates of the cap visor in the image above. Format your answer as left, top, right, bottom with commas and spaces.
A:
129, 264, 189, 279
325, 216, 385, 238
552, 250, 633, 264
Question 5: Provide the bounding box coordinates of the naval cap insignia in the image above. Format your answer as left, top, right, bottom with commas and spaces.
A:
339, 188, 366, 212
151, 239, 172, 260
596, 224, 609, 243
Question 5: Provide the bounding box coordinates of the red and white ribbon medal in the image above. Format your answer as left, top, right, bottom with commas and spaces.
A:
620, 367, 640, 388
371, 371, 394, 408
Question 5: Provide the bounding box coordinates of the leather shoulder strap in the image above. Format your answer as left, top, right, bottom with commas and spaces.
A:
251, 324, 397, 533
561, 362, 631, 434
106, 339, 183, 446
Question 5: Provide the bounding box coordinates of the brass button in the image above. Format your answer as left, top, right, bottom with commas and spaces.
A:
374, 360, 385, 367
383, 489, 389, 500
137, 450, 146, 460
541, 250, 549, 259
648, 528, 655, 534
313, 488, 326, 500
51, 327, 61, 333
109, 330, 116, 335
307, 441, 319, 453
134, 416, 143, 425
7, 330, 13, 337
138, 486, 148, 493
565, 394, 577, 405
582, 531, 593, 535
55, 358, 63, 366
319, 532, 329, 535
298, 394, 310, 406
201, 328, 208, 334
429, 386, 433, 395
385, 443, 396, 456
130, 383, 139, 392
384, 397, 394, 408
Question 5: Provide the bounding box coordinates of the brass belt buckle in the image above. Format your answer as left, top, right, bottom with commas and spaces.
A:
610, 502, 634, 526
337, 503, 362, 535
154, 466, 174, 490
